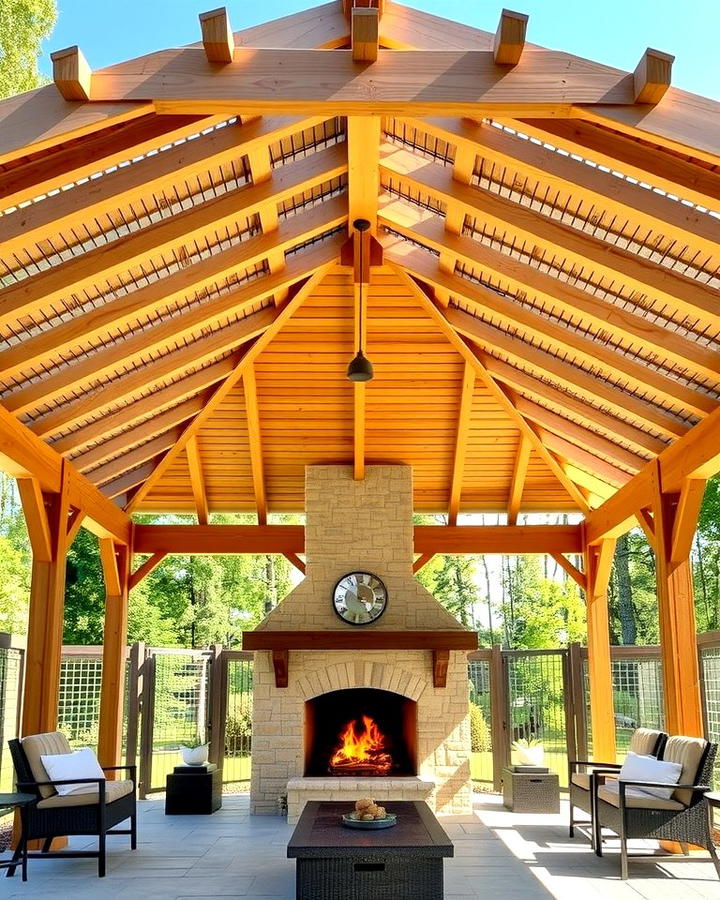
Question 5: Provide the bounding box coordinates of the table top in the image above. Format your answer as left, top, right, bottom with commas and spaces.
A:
0, 793, 34, 807
706, 791, 720, 807
287, 801, 453, 860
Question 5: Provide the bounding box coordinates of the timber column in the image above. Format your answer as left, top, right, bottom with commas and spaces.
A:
98, 537, 131, 768
582, 530, 617, 762
650, 459, 704, 736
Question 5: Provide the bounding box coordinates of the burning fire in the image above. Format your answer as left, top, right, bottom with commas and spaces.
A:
329, 715, 393, 775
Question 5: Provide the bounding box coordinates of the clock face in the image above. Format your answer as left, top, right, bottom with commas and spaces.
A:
332, 572, 388, 626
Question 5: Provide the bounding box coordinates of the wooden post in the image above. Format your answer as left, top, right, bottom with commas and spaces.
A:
651, 460, 705, 736
125, 641, 145, 771
17, 465, 72, 736
582, 531, 617, 762
98, 538, 130, 768
489, 643, 509, 791
208, 644, 227, 768
138, 652, 156, 799
568, 642, 588, 762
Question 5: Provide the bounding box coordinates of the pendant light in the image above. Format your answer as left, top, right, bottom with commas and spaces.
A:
346, 218, 374, 383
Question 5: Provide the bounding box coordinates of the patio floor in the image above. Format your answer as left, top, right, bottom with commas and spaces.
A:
1, 793, 718, 899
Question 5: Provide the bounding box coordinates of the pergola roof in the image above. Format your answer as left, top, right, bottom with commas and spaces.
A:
1, 0, 720, 525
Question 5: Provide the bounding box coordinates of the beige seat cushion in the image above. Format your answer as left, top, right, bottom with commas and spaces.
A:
21, 732, 72, 799
37, 779, 134, 809
571, 773, 591, 791
663, 736, 707, 805
598, 781, 684, 811
628, 728, 663, 757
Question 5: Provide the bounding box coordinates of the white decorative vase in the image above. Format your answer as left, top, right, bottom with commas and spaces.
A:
180, 744, 209, 766
517, 745, 544, 767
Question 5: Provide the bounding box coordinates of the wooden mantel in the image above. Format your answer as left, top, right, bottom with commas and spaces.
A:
242, 630, 478, 689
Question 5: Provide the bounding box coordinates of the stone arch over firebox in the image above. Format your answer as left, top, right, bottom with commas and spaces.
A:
296, 660, 427, 703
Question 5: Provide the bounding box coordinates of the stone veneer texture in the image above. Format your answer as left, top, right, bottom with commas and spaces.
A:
250, 465, 472, 818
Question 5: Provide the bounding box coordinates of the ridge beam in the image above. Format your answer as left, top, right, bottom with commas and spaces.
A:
494, 9, 529, 66
634, 48, 673, 104
51, 46, 91, 100
200, 8, 234, 64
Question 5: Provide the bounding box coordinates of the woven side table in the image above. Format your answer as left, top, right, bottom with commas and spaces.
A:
502, 767, 560, 814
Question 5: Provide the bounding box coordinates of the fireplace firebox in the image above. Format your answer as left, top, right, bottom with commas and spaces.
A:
304, 688, 417, 777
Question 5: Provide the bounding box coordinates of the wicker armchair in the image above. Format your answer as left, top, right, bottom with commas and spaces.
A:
5, 733, 137, 878
568, 727, 666, 845
593, 735, 720, 880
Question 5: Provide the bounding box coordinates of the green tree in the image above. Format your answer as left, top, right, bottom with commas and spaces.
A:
0, 0, 57, 98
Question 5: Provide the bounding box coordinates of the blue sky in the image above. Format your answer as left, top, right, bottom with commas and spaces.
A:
41, 0, 719, 99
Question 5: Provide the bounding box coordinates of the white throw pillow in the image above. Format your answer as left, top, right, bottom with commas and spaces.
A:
618, 751, 683, 800
40, 747, 106, 796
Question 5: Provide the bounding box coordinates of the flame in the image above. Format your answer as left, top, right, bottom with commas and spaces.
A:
329, 715, 392, 774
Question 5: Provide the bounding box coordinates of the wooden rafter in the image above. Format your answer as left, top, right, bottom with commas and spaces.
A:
51, 46, 92, 101
391, 265, 591, 512
379, 212, 713, 417
537, 428, 632, 488
380, 151, 720, 331
493, 9, 528, 66
352, 7, 379, 62
0, 115, 327, 263
129, 552, 167, 591
28, 238, 342, 439
0, 140, 345, 334
126, 262, 337, 512
383, 239, 689, 440
132, 523, 583, 555
507, 434, 530, 526
199, 7, 234, 64
448, 363, 475, 524
347, 116, 381, 232
186, 436, 210, 525
406, 117, 719, 265
634, 48, 673, 104
90, 430, 183, 489
550, 552, 586, 591
103, 462, 156, 501
243, 365, 268, 524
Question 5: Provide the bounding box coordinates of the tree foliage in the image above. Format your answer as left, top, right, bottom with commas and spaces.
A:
0, 0, 57, 98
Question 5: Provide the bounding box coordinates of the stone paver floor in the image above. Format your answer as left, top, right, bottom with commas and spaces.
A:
1, 792, 718, 898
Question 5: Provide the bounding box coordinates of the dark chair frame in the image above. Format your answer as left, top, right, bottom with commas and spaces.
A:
6, 738, 137, 878
568, 731, 667, 847
593, 740, 720, 880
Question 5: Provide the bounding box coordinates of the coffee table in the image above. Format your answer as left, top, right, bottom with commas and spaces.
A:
287, 800, 453, 900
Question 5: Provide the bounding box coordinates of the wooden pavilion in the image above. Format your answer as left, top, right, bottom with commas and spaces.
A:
0, 1, 719, 775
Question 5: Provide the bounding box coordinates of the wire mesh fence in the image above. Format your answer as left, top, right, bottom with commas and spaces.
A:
0, 646, 23, 793
468, 659, 492, 785
700, 646, 720, 789
223, 655, 253, 784
58, 651, 103, 750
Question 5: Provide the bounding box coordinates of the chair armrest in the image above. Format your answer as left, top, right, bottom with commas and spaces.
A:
569, 759, 621, 773
18, 777, 106, 790
619, 780, 710, 791
102, 764, 137, 786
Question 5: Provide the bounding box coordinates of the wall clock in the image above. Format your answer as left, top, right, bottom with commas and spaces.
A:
332, 572, 388, 626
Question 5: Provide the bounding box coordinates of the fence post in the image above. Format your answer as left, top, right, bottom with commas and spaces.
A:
125, 642, 144, 771
568, 642, 588, 762
138, 651, 155, 800
490, 643, 509, 792
208, 644, 227, 768
561, 648, 577, 772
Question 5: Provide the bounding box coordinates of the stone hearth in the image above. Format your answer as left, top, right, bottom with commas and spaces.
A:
249, 465, 473, 823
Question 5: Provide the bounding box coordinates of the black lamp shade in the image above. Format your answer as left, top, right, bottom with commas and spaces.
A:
346, 351, 374, 382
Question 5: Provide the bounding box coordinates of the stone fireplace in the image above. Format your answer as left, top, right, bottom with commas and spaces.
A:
246, 465, 474, 823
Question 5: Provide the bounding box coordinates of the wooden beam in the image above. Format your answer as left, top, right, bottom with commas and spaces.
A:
283, 553, 306, 576
244, 631, 478, 651
88, 430, 183, 489
432, 649, 450, 688
89, 47, 651, 115
6, 202, 344, 417
380, 150, 720, 336
16, 479, 53, 563
651, 459, 703, 736
393, 267, 592, 510
0, 140, 346, 343
129, 552, 167, 591
408, 117, 720, 270
634, 48, 673, 104
635, 506, 657, 551
132, 523, 582, 556
383, 238, 689, 441
583, 533, 617, 762
347, 116, 381, 232
493, 9, 528, 66
0, 405, 131, 545
538, 428, 633, 489
550, 552, 587, 591
0, 114, 326, 269
507, 435, 530, 526
448, 363, 475, 524
30, 237, 342, 439
670, 477, 706, 566
352, 7, 379, 62
186, 436, 210, 525
413, 553, 434, 574
102, 463, 157, 501
126, 264, 335, 512
50, 46, 92, 101
98, 541, 130, 767
200, 8, 234, 64
243, 366, 268, 524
